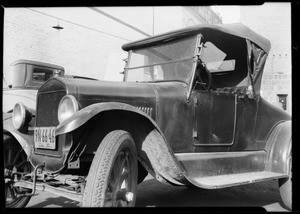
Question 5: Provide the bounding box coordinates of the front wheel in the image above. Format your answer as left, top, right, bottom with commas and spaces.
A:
82, 130, 138, 207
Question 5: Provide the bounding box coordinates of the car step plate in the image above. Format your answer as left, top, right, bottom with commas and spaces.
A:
192, 171, 288, 189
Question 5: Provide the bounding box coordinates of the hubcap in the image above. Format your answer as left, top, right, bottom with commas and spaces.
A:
104, 149, 135, 207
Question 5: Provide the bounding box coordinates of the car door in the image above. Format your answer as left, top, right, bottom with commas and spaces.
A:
193, 89, 236, 148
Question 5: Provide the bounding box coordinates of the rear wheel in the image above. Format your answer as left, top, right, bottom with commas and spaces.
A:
82, 130, 138, 207
279, 154, 292, 210
4, 134, 32, 208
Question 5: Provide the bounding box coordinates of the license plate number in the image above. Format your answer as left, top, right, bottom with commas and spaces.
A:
34, 127, 56, 150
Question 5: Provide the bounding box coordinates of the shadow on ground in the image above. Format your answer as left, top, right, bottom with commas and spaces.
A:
136, 177, 287, 211
26, 176, 287, 211
28, 195, 80, 208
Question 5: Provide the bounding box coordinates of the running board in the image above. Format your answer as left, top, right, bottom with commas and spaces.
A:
191, 171, 287, 189
175, 151, 267, 178
174, 151, 288, 189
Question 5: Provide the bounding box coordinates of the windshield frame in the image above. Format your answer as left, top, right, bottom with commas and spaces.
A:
124, 35, 202, 89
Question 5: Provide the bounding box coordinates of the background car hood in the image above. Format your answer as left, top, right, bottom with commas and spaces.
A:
2, 88, 37, 113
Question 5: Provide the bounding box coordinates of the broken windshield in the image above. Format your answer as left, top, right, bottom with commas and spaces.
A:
125, 36, 198, 83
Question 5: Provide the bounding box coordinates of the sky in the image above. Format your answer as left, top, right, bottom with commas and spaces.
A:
211, 6, 240, 23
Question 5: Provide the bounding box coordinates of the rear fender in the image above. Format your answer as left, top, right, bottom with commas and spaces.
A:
265, 121, 291, 174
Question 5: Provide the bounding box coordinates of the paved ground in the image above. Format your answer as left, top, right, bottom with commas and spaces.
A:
26, 175, 288, 211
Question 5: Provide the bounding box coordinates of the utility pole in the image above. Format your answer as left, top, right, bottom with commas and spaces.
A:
152, 6, 155, 36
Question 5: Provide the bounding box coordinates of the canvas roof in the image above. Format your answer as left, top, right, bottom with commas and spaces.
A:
122, 23, 271, 54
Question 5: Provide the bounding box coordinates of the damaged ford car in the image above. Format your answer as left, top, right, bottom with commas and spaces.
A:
3, 23, 292, 209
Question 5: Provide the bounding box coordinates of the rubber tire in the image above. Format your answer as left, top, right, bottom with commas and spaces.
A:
4, 133, 32, 208
279, 157, 292, 210
82, 130, 138, 207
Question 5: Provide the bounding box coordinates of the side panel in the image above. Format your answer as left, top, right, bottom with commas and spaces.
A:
192, 90, 236, 150
210, 91, 236, 145
253, 96, 291, 145
153, 83, 194, 153
193, 91, 212, 146
229, 95, 258, 151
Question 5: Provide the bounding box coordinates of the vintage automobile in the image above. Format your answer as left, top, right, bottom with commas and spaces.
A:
3, 23, 292, 209
3, 59, 65, 113
3, 59, 64, 207
3, 59, 97, 207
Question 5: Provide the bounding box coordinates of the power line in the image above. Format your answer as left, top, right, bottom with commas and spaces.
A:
26, 8, 132, 42
88, 7, 151, 37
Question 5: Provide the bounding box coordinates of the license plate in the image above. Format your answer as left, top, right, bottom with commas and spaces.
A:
34, 127, 56, 150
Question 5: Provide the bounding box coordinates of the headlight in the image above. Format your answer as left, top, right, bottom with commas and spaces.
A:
58, 95, 79, 123
12, 103, 32, 130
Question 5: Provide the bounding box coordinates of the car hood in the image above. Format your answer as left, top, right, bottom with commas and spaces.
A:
38, 77, 188, 121
40, 77, 162, 120
2, 88, 38, 113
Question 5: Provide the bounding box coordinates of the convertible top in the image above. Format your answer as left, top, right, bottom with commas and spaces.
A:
122, 23, 271, 54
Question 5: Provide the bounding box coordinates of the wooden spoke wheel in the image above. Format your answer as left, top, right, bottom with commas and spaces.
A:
4, 134, 32, 208
83, 130, 138, 207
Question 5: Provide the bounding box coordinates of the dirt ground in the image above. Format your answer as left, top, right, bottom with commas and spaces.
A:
25, 174, 288, 211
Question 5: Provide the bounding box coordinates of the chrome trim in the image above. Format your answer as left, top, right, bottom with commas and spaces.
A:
58, 95, 79, 124
136, 106, 153, 117
12, 103, 26, 130
175, 150, 266, 160
127, 57, 194, 71
123, 50, 132, 82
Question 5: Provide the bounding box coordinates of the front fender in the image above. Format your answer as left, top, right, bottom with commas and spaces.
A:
55, 102, 191, 185
56, 102, 159, 136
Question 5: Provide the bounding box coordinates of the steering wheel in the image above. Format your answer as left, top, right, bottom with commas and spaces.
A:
195, 63, 212, 90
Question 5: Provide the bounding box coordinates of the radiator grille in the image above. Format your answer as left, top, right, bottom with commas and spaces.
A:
35, 91, 66, 127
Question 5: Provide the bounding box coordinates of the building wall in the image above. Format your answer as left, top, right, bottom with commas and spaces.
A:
3, 6, 221, 83
3, 8, 132, 82
239, 3, 291, 114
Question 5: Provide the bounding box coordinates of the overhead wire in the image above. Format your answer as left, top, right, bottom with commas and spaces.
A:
26, 7, 132, 42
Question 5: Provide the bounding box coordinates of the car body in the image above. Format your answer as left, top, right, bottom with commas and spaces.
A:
3, 23, 292, 209
3, 59, 65, 113
3, 59, 97, 114
3, 60, 97, 207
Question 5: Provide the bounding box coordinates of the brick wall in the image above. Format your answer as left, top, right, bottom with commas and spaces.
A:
240, 3, 291, 115
3, 7, 216, 82
3, 8, 127, 81
3, 7, 220, 84
261, 73, 292, 113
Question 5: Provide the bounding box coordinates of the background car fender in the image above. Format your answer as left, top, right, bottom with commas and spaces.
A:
3, 117, 33, 157
265, 120, 291, 174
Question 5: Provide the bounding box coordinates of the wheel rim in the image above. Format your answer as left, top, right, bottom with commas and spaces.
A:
4, 144, 31, 207
104, 148, 135, 207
